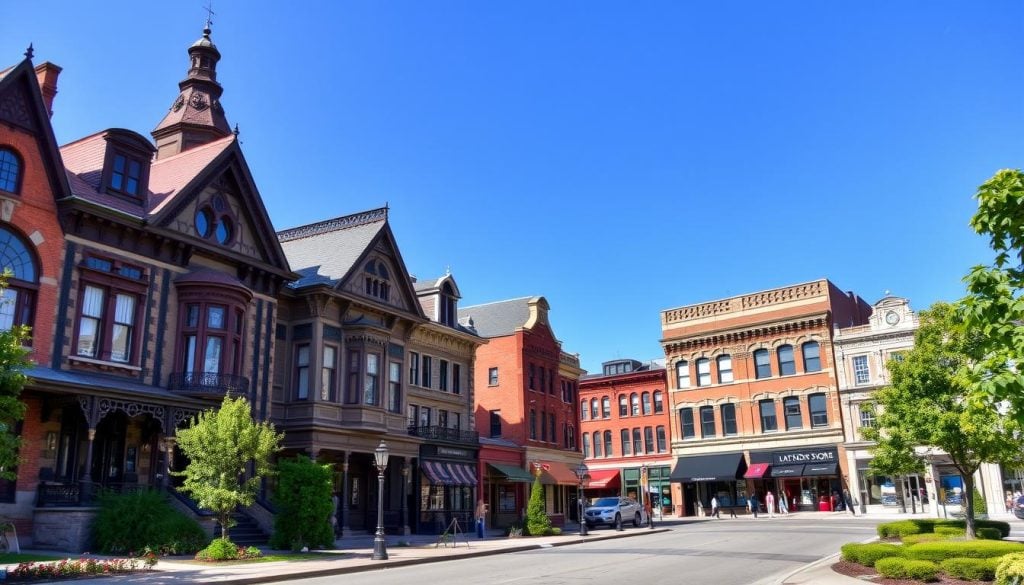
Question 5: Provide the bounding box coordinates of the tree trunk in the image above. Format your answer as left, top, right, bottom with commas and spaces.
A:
221, 512, 230, 541
963, 474, 976, 539
896, 475, 907, 513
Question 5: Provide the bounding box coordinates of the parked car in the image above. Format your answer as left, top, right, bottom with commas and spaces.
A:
1014, 495, 1024, 520
584, 496, 647, 528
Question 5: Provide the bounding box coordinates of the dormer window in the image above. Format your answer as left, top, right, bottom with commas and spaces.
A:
440, 282, 457, 327
101, 130, 155, 201
110, 154, 142, 196
363, 260, 390, 302
0, 148, 23, 194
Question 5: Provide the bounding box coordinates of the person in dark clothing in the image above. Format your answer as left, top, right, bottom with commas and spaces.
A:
749, 493, 759, 518
843, 489, 856, 516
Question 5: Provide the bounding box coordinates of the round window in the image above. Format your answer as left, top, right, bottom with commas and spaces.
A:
215, 217, 232, 244
195, 209, 211, 238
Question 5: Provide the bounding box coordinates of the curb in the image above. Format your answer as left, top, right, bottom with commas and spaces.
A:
772, 530, 879, 584
159, 528, 672, 585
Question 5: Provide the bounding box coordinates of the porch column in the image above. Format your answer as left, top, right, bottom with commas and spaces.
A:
340, 452, 351, 537
80, 428, 97, 503
162, 437, 176, 491
401, 460, 410, 535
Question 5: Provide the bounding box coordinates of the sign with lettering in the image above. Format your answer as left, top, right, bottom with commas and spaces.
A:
772, 447, 838, 466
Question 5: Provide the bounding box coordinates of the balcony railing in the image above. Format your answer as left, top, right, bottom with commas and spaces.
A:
407, 425, 479, 445
168, 372, 250, 397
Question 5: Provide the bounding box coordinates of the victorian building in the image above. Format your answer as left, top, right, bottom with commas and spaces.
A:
1, 27, 295, 550
661, 279, 871, 516
578, 359, 673, 516
459, 297, 584, 529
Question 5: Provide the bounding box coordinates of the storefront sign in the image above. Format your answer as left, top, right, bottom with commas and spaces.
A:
437, 446, 471, 458
772, 447, 838, 466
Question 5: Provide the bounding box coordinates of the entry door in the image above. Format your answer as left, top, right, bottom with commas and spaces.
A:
683, 483, 697, 516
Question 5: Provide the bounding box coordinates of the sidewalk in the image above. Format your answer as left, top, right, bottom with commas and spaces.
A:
9, 524, 670, 585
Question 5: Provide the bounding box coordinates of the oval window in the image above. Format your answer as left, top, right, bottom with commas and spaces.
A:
195, 209, 211, 238
215, 218, 232, 244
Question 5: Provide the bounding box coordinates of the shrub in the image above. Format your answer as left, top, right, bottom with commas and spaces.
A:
978, 527, 1003, 540
878, 518, 1011, 539
92, 489, 209, 555
940, 557, 1000, 581
270, 455, 336, 551
974, 488, 988, 516
902, 534, 951, 546
878, 520, 923, 538
196, 538, 240, 561
905, 540, 1024, 562
935, 526, 966, 537
875, 557, 939, 582
977, 520, 1012, 538
840, 543, 905, 566
525, 475, 552, 536
995, 552, 1024, 585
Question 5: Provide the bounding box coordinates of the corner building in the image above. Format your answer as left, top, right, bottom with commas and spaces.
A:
661, 279, 870, 516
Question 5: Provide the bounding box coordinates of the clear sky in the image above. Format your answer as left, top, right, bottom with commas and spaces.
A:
4, 2, 1022, 373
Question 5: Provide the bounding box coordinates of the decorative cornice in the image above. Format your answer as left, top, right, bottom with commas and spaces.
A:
663, 317, 827, 354
277, 207, 387, 242
662, 280, 825, 326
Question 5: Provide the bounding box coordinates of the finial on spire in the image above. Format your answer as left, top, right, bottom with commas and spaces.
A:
24, 43, 34, 59
203, 1, 215, 33
233, 123, 239, 136
445, 265, 451, 275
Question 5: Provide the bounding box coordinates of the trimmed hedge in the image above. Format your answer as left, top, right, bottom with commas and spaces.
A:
875, 557, 939, 582
940, 557, 1000, 581
841, 542, 905, 566
935, 526, 966, 537
995, 552, 1024, 585
877, 518, 1012, 539
978, 527, 1003, 540
93, 489, 210, 555
878, 520, 923, 538
902, 533, 952, 546
905, 540, 1024, 562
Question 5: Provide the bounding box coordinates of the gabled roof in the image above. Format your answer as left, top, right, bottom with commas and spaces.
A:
148, 134, 235, 214
458, 297, 534, 338
279, 208, 388, 288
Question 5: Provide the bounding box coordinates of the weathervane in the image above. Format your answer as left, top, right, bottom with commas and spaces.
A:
203, 1, 215, 29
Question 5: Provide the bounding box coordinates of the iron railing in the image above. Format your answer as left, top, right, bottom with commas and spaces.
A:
407, 425, 479, 445
168, 372, 250, 397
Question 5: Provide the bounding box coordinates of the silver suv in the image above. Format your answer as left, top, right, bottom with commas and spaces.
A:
584, 496, 646, 528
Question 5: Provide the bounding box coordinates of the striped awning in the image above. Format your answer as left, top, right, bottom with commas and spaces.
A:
422, 461, 478, 486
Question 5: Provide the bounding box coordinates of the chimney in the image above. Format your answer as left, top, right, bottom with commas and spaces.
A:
34, 62, 62, 118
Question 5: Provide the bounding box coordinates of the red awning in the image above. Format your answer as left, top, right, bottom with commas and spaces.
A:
537, 461, 580, 485
586, 468, 621, 489
744, 463, 770, 479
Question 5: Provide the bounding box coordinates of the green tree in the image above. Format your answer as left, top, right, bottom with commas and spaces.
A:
962, 169, 1024, 424
862, 403, 925, 514
173, 395, 283, 540
865, 303, 1024, 537
525, 473, 551, 536
0, 273, 32, 480
270, 455, 335, 551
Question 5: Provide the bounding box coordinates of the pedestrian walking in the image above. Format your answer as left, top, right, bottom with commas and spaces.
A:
749, 493, 759, 518
778, 492, 789, 515
843, 489, 856, 516
766, 491, 776, 518
475, 499, 488, 538
711, 496, 721, 518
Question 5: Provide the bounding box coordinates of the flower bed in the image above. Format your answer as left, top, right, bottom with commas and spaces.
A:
7, 553, 158, 582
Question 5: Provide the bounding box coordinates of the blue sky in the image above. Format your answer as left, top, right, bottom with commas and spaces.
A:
4, 2, 1022, 373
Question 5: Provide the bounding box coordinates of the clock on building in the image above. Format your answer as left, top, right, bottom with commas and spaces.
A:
885, 311, 900, 325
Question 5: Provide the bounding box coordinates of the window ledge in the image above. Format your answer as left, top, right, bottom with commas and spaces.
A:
69, 355, 142, 372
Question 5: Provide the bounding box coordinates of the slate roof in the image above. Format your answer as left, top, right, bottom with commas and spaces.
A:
458, 297, 534, 338
59, 131, 235, 218
278, 208, 388, 289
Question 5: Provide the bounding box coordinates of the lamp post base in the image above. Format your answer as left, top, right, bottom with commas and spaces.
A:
372, 534, 388, 560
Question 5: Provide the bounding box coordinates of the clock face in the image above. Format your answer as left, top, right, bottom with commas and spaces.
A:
885, 311, 900, 325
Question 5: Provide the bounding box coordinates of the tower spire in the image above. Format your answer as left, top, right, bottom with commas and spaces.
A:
151, 20, 231, 159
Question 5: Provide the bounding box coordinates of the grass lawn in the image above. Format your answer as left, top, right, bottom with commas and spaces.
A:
179, 552, 353, 565
0, 552, 67, 564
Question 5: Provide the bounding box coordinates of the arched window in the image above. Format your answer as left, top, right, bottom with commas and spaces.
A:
802, 341, 821, 372
618, 394, 628, 416
653, 391, 664, 413
439, 281, 457, 327
675, 360, 690, 388
778, 345, 796, 376
630, 393, 640, 416
593, 430, 603, 457
0, 148, 22, 194
632, 428, 642, 454
620, 429, 631, 455
603, 430, 613, 456
754, 349, 771, 379
0, 227, 37, 334
582, 433, 591, 458
363, 259, 390, 302
590, 398, 599, 419
717, 354, 733, 383
172, 271, 251, 393
656, 426, 667, 452
580, 399, 588, 420
696, 358, 711, 386
641, 392, 652, 415
601, 396, 611, 418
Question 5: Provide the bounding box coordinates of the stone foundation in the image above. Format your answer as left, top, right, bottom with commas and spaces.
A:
32, 508, 98, 552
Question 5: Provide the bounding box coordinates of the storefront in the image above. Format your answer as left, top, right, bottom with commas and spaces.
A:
417, 445, 478, 534
750, 446, 843, 512
585, 468, 621, 499
670, 452, 747, 517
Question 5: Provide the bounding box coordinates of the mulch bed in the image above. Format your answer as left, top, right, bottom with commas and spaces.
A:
832, 560, 986, 584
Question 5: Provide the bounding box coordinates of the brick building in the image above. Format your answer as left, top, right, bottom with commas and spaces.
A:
0, 27, 295, 550
661, 279, 870, 517
460, 297, 584, 528
578, 359, 673, 516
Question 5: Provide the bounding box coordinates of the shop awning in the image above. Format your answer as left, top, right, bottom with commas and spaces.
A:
422, 461, 478, 486
770, 465, 804, 478
585, 469, 621, 489
744, 463, 770, 479
486, 463, 534, 483
803, 463, 838, 476
539, 461, 579, 486
670, 452, 747, 482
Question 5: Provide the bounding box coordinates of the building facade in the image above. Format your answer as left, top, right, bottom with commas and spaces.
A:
461, 297, 584, 528
661, 279, 871, 517
578, 359, 673, 516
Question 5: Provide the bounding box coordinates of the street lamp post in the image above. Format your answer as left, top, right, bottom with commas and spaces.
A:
575, 463, 590, 536
373, 440, 389, 561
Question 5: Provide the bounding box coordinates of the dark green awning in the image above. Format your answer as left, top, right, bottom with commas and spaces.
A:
487, 463, 534, 483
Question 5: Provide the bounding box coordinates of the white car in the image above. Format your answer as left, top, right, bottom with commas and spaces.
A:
584, 496, 647, 528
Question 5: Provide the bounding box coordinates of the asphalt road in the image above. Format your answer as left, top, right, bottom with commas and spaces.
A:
277, 515, 885, 585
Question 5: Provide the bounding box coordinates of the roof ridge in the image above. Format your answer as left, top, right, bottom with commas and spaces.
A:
151, 133, 235, 166
460, 296, 534, 310
59, 129, 109, 151
277, 207, 388, 242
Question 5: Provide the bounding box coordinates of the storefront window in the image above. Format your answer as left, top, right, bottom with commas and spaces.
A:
859, 469, 895, 506
498, 485, 516, 513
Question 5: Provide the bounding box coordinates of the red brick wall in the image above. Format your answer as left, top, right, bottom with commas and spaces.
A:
579, 369, 670, 465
